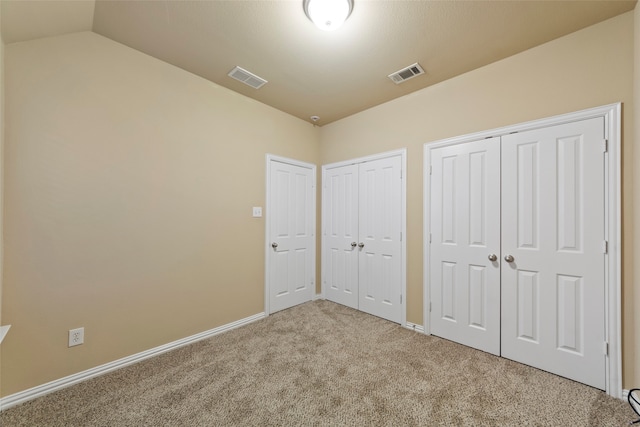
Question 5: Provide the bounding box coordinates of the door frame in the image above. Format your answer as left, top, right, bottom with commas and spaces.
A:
321, 149, 408, 326
423, 103, 622, 397
265, 154, 317, 316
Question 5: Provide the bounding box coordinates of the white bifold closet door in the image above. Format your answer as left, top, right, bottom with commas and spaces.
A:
324, 156, 402, 323
429, 117, 606, 390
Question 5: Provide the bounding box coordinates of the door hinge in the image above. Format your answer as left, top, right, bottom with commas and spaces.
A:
400, 169, 403, 179
604, 341, 609, 356
429, 165, 432, 175
429, 233, 432, 243
603, 240, 608, 254
400, 232, 403, 241
602, 139, 608, 153
429, 302, 432, 313
400, 294, 402, 304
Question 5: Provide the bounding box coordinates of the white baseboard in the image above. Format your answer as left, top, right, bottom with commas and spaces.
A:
0, 312, 265, 411
405, 322, 425, 334
313, 293, 323, 301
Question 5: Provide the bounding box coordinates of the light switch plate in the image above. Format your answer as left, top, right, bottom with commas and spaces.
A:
252, 207, 262, 217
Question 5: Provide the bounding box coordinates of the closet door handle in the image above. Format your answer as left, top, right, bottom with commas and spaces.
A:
358, 242, 364, 248
504, 254, 514, 263
488, 254, 497, 262
271, 242, 278, 249
351, 242, 357, 248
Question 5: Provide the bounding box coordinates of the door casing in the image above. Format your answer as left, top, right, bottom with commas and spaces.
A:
423, 103, 622, 398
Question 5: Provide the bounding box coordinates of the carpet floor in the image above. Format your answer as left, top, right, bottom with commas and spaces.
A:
1, 300, 635, 426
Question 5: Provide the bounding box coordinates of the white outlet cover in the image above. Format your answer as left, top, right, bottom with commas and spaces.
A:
68, 327, 84, 347
252, 207, 262, 217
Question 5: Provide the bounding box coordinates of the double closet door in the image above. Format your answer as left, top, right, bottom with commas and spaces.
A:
323, 154, 403, 323
429, 117, 606, 390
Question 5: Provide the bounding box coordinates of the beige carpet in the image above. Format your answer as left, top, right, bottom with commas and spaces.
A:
1, 300, 635, 426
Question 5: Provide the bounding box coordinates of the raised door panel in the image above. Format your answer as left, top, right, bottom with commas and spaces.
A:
516, 270, 539, 343
468, 264, 487, 330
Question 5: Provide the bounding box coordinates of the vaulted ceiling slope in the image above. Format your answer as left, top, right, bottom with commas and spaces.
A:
1, 0, 636, 125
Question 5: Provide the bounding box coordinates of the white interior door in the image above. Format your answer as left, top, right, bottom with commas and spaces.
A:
501, 117, 606, 389
268, 159, 315, 314
358, 156, 403, 323
324, 164, 359, 309
429, 137, 501, 355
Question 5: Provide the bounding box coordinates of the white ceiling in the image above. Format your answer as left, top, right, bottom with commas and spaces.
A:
2, 0, 636, 125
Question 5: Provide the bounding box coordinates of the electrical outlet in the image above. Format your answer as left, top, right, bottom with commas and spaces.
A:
68, 327, 84, 347
252, 207, 262, 217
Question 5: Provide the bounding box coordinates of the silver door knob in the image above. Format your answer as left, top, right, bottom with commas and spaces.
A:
504, 254, 514, 263
351, 242, 357, 248
358, 242, 365, 248
488, 254, 497, 262
271, 242, 278, 249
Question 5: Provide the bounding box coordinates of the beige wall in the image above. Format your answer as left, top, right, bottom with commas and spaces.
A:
320, 12, 636, 387
0, 31, 320, 396
0, 10, 637, 399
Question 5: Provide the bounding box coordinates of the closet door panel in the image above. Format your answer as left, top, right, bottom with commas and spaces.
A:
429, 137, 501, 355
501, 117, 606, 390
324, 164, 359, 309
358, 156, 403, 323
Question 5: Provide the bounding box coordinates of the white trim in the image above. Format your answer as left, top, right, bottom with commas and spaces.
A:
405, 322, 425, 334
313, 293, 324, 301
423, 145, 432, 337
605, 103, 622, 399
321, 148, 407, 327
0, 312, 265, 411
400, 150, 407, 327
264, 154, 317, 316
0, 325, 10, 344
423, 103, 622, 398
321, 148, 407, 170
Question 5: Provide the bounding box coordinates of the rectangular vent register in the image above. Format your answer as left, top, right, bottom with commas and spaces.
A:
388, 63, 425, 84
228, 66, 268, 89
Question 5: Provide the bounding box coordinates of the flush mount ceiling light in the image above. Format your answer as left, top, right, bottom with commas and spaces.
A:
303, 0, 354, 31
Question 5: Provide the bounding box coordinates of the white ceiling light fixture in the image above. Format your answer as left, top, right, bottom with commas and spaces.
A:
303, 0, 354, 31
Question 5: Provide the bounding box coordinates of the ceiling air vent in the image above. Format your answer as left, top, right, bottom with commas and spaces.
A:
228, 66, 268, 89
388, 63, 425, 84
